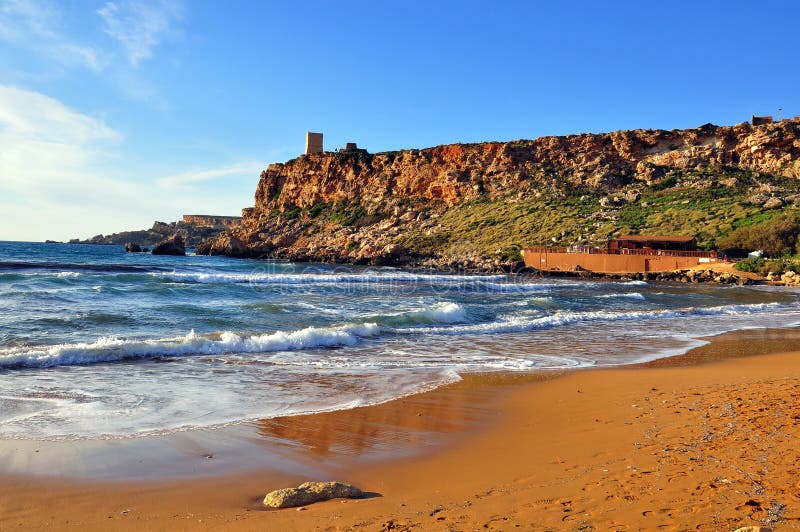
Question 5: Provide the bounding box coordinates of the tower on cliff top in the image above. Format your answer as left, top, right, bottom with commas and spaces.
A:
751, 115, 773, 126
305, 132, 323, 154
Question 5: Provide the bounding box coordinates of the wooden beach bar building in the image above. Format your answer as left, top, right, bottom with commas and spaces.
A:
523, 235, 717, 274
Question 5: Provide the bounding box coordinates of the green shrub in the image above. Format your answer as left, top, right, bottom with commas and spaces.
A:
307, 202, 330, 218
330, 203, 367, 226
786, 260, 800, 274
717, 212, 800, 256
764, 258, 800, 275
283, 207, 302, 220
353, 214, 384, 227
496, 244, 522, 262
652, 174, 678, 191
618, 205, 647, 231
734, 257, 765, 273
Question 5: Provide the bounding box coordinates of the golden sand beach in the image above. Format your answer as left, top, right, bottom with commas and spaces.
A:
2, 329, 799, 531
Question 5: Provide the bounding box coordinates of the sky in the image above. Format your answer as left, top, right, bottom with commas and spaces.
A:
1, 0, 799, 242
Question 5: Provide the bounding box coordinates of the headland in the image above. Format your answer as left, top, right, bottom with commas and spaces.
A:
197, 120, 800, 275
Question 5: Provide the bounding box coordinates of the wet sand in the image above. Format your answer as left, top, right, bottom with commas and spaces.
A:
3, 328, 800, 530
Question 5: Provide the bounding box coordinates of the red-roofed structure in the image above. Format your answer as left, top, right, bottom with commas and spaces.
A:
523, 235, 716, 274
608, 235, 697, 252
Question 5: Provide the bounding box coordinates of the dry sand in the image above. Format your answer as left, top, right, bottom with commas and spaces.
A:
2, 329, 800, 531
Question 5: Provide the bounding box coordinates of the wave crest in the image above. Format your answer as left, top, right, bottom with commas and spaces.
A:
0, 323, 380, 370
0, 301, 783, 370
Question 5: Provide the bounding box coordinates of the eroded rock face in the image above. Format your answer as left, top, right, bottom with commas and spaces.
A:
151, 234, 186, 256
255, 122, 800, 213
194, 233, 248, 257
262, 481, 363, 509
198, 121, 800, 266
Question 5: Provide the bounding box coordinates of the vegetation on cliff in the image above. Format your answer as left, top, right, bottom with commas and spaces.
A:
197, 120, 800, 269
718, 211, 800, 256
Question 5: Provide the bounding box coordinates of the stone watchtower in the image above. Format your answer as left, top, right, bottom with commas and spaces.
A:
752, 115, 773, 126
305, 132, 323, 154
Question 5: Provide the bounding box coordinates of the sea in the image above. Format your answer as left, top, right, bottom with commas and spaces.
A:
2, 241, 800, 442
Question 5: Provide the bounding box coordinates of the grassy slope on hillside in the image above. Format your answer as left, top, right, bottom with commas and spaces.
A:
272, 167, 800, 262
393, 168, 800, 260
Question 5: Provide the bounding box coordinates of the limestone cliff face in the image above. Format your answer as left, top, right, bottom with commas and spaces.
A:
197, 120, 800, 268
256, 121, 800, 211
181, 215, 241, 229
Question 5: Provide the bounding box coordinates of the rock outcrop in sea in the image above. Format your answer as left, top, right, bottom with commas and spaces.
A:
197, 120, 800, 269
151, 234, 186, 256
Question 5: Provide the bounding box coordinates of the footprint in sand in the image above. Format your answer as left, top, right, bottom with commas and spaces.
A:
666, 471, 688, 482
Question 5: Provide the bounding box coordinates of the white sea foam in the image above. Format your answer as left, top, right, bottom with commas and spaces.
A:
73, 267, 653, 297
595, 292, 646, 300
481, 354, 587, 370
398, 302, 786, 336
1, 301, 784, 370
0, 271, 83, 279
478, 281, 561, 292
474, 279, 647, 293
0, 323, 381, 369
0, 302, 468, 369
423, 302, 467, 323
380, 302, 468, 325
153, 271, 508, 285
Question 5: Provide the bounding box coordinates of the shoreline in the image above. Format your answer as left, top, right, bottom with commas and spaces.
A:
0, 370, 554, 482
3, 326, 800, 529
21, 241, 774, 285
5, 325, 794, 483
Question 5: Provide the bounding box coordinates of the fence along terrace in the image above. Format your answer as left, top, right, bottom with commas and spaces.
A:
523, 235, 718, 274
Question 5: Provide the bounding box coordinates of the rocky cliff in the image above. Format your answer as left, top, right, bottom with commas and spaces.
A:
71, 219, 229, 248
181, 215, 242, 229
197, 120, 800, 270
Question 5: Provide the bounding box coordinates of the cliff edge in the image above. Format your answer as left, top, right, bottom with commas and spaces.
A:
197, 120, 800, 270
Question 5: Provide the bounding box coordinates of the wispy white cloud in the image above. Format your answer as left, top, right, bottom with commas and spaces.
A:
157, 162, 264, 189
98, 0, 182, 66
0, 0, 104, 71
0, 1, 186, 107
0, 84, 136, 240
0, 85, 259, 241
0, 0, 58, 40
0, 84, 120, 190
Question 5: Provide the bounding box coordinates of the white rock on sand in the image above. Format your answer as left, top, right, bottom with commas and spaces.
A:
263, 481, 363, 509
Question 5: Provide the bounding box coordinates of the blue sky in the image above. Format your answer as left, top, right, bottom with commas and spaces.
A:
1, 0, 798, 241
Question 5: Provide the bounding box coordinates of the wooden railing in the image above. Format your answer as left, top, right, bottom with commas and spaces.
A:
524, 247, 718, 258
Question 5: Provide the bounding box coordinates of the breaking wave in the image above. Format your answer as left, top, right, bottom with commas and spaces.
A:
398, 302, 785, 336
0, 301, 783, 370
595, 292, 646, 300
0, 324, 381, 370
374, 302, 468, 326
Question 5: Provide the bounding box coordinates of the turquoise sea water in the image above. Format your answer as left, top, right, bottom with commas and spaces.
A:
1, 241, 799, 440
